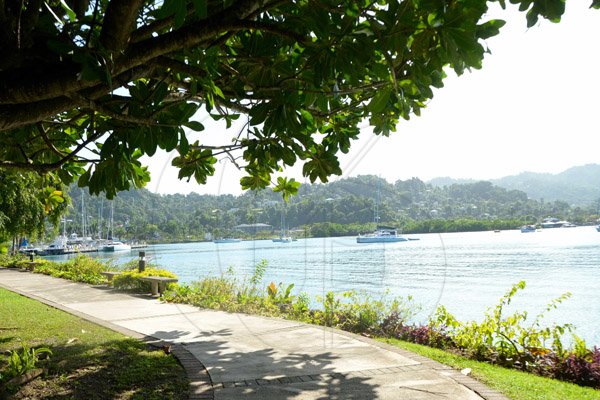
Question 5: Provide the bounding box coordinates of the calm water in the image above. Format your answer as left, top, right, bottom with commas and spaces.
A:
46, 227, 600, 346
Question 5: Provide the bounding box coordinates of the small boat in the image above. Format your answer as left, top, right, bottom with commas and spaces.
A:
100, 241, 132, 251
272, 206, 292, 243
357, 181, 409, 243
357, 227, 408, 243
596, 225, 600, 232
540, 217, 575, 229
272, 236, 293, 243
40, 235, 68, 255
213, 238, 242, 244
520, 225, 536, 233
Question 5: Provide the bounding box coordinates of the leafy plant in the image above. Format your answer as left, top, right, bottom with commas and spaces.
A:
250, 259, 267, 286
267, 282, 295, 306
431, 281, 576, 370
2, 343, 52, 381
111, 268, 178, 293
34, 255, 108, 284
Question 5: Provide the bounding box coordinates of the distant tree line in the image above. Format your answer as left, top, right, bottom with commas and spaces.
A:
49, 176, 599, 242
2, 173, 598, 246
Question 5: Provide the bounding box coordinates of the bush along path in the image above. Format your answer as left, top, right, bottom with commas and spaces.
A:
1, 254, 599, 398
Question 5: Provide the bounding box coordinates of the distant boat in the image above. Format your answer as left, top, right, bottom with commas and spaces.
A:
272, 205, 293, 243
213, 238, 242, 244
357, 227, 409, 243
40, 236, 68, 255
541, 217, 576, 229
100, 241, 132, 252
272, 236, 293, 243
520, 225, 536, 233
356, 180, 409, 244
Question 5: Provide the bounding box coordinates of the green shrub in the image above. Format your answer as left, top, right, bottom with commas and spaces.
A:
163, 262, 420, 333
112, 268, 178, 293
34, 255, 108, 284
0, 254, 26, 268
430, 281, 574, 369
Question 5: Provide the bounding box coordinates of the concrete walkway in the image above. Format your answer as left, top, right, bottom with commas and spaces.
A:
0, 269, 508, 400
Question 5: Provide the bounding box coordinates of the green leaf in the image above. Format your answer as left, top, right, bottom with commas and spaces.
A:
368, 87, 391, 114
477, 19, 506, 40
272, 177, 301, 202
240, 174, 271, 191
183, 121, 205, 132
192, 0, 207, 18
179, 132, 190, 155
59, 0, 77, 22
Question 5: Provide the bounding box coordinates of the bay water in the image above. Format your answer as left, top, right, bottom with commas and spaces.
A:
46, 226, 600, 346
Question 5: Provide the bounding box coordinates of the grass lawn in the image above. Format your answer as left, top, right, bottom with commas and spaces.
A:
379, 338, 600, 400
0, 287, 188, 399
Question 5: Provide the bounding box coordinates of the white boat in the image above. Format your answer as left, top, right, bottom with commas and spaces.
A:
272, 236, 293, 243
40, 236, 68, 255
213, 238, 242, 244
357, 227, 408, 243
356, 181, 408, 243
272, 206, 293, 243
100, 241, 132, 251
541, 217, 575, 229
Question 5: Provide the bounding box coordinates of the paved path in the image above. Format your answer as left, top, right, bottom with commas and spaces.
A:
0, 269, 508, 400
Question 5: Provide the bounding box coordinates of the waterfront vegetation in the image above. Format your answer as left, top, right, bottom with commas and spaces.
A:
159, 264, 600, 392
1, 254, 599, 398
0, 287, 188, 399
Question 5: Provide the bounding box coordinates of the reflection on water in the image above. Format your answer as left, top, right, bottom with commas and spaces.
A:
46, 226, 600, 345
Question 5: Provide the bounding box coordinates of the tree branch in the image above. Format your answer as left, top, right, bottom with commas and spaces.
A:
99, 0, 145, 53
36, 124, 67, 158
0, 0, 274, 106
0, 130, 103, 172
0, 65, 154, 132
119, 0, 272, 76
75, 95, 180, 128
229, 20, 308, 44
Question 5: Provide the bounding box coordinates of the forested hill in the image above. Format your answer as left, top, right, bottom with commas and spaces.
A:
64, 175, 599, 241
429, 164, 600, 206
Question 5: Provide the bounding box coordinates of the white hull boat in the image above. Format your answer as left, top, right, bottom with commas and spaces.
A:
213, 238, 242, 244
101, 241, 132, 251
357, 228, 408, 243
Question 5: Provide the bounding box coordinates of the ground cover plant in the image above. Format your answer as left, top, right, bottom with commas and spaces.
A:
0, 287, 188, 399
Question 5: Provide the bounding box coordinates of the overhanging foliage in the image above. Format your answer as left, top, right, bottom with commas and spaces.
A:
0, 0, 589, 198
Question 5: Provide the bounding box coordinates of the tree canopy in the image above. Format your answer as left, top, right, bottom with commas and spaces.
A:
0, 0, 595, 198
0, 171, 66, 244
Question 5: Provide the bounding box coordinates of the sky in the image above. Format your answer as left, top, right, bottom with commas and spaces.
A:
145, 2, 600, 196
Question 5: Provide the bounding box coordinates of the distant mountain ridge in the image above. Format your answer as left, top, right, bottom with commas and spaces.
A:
428, 164, 600, 206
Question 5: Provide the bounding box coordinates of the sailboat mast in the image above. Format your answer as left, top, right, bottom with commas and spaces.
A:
107, 201, 114, 240
81, 190, 85, 238
98, 198, 104, 239
374, 181, 381, 225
